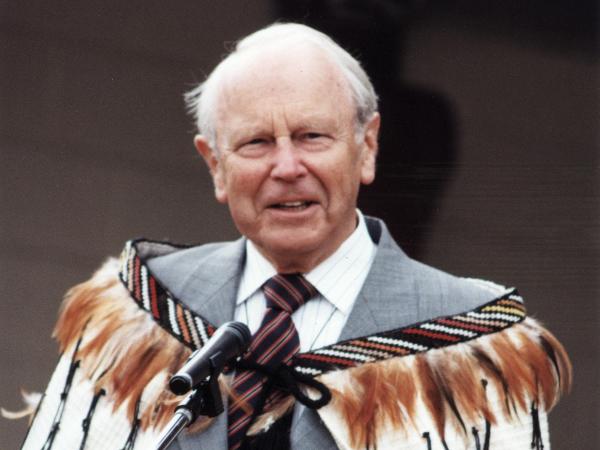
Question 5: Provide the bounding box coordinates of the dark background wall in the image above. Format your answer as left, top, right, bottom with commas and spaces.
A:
1, 1, 597, 448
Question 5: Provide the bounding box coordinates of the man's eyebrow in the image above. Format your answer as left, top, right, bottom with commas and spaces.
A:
229, 126, 269, 140
296, 117, 337, 128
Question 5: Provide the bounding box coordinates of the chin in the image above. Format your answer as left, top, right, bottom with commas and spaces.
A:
258, 234, 326, 270
268, 238, 320, 257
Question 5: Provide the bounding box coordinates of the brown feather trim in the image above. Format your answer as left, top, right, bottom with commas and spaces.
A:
425, 347, 492, 433
51, 258, 216, 432
486, 331, 536, 413
415, 356, 447, 440
315, 318, 571, 449
36, 257, 573, 447
326, 363, 417, 447
527, 321, 573, 396
470, 346, 509, 420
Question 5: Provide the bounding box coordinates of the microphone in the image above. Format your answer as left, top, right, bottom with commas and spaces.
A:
169, 321, 251, 395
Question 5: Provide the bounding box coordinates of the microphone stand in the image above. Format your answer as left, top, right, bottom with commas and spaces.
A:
156, 375, 223, 450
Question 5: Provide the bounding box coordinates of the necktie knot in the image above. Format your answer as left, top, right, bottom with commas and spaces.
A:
262, 273, 317, 314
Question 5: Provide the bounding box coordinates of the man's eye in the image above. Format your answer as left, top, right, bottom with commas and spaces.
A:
246, 138, 267, 146
298, 132, 332, 148
303, 132, 322, 140
235, 137, 272, 157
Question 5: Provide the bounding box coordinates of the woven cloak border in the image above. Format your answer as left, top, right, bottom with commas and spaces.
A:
119, 239, 526, 379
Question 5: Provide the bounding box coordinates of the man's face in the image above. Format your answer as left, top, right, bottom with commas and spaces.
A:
196, 45, 379, 272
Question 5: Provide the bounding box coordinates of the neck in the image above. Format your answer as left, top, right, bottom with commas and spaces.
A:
260, 248, 327, 274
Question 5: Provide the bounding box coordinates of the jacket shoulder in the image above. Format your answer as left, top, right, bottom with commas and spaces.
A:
367, 216, 514, 318
409, 257, 512, 319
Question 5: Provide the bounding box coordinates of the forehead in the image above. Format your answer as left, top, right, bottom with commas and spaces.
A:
214, 44, 355, 134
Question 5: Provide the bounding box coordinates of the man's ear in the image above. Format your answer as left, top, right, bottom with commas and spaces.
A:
194, 135, 228, 203
359, 113, 380, 185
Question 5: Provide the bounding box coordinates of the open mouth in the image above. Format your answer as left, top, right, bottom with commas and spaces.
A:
270, 201, 316, 210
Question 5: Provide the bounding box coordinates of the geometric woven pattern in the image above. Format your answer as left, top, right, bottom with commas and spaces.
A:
118, 239, 526, 380
119, 239, 215, 351
291, 291, 526, 376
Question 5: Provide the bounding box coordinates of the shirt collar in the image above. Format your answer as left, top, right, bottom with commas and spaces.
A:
237, 210, 376, 316
237, 239, 277, 305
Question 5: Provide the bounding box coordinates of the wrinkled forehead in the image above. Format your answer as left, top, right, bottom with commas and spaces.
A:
214, 43, 355, 121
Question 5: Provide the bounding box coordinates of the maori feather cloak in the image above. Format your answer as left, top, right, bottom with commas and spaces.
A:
8, 240, 571, 449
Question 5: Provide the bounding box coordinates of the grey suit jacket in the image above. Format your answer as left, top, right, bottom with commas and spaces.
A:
147, 217, 497, 450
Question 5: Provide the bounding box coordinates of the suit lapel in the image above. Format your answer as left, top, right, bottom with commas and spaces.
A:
176, 239, 245, 326
340, 218, 419, 340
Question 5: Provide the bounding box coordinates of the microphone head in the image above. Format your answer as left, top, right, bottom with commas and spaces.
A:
225, 321, 251, 351
169, 373, 193, 395
168, 321, 252, 395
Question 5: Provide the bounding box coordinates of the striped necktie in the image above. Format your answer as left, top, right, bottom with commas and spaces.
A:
227, 274, 317, 450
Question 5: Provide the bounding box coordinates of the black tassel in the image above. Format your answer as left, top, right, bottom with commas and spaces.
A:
42, 336, 83, 450
531, 403, 544, 449
422, 432, 432, 450
439, 385, 467, 435
483, 419, 491, 450
121, 397, 142, 450
476, 353, 515, 417
479, 379, 492, 450
472, 427, 481, 450
79, 389, 106, 450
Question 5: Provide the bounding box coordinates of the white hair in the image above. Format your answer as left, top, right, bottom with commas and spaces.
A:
184, 23, 378, 152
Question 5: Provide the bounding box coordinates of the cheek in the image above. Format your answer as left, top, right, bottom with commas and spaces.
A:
223, 164, 265, 205
311, 150, 359, 193
324, 165, 362, 206
340, 153, 364, 187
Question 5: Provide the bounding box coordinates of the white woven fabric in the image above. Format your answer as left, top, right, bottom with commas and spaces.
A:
22, 349, 163, 449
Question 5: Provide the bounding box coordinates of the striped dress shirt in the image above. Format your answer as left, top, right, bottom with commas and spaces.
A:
234, 210, 377, 352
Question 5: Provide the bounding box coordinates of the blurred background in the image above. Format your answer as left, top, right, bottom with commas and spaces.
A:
1, 0, 598, 448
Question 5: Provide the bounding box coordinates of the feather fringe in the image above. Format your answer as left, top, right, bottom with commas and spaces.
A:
15, 258, 217, 434
1, 390, 43, 421
314, 318, 571, 449
12, 256, 572, 447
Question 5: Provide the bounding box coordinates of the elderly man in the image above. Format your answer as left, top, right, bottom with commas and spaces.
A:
16, 23, 569, 450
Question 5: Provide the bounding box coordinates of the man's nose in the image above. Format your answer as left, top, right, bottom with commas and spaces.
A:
269, 138, 308, 180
